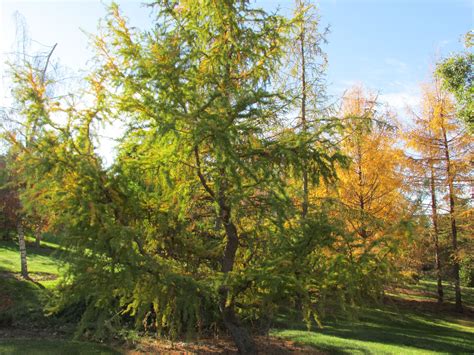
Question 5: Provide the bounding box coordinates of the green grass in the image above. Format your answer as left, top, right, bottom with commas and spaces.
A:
405, 279, 474, 305
273, 281, 474, 354
2, 238, 473, 354
0, 277, 48, 324
273, 307, 474, 354
0, 239, 119, 354
0, 239, 63, 325
0, 339, 120, 355
0, 239, 61, 277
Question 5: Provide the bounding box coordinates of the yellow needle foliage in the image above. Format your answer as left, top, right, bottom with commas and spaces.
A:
312, 86, 411, 266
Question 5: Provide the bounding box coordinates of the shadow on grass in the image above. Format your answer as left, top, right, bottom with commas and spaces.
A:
326, 314, 472, 353
0, 274, 47, 324
410, 280, 474, 305
0, 339, 120, 355
275, 305, 474, 354
0, 239, 66, 279
0, 270, 46, 289
0, 241, 60, 327
0, 239, 62, 260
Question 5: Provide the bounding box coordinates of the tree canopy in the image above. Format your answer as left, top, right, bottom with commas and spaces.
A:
1, 0, 472, 352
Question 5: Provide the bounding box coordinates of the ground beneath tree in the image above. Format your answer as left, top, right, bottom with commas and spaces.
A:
0, 329, 321, 354
0, 270, 58, 281
125, 335, 322, 354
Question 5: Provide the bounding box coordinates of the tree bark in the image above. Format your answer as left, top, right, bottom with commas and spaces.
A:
218, 201, 257, 354
17, 222, 28, 278
194, 147, 256, 353
356, 143, 368, 239
441, 126, 462, 312
34, 228, 42, 248
219, 296, 256, 354
299, 6, 309, 219
429, 160, 443, 304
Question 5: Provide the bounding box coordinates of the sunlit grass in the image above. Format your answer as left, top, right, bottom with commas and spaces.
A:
1, 238, 473, 354
0, 239, 61, 276
273, 329, 441, 354
0, 240, 118, 354
0, 238, 63, 325
273, 310, 474, 354
273, 285, 474, 354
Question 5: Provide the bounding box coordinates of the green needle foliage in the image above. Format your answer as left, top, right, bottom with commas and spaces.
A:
3, 0, 385, 352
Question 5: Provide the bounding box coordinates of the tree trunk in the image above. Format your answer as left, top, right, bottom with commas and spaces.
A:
441, 126, 462, 312
219, 297, 256, 354
356, 144, 368, 239
299, 7, 309, 219
34, 229, 42, 248
17, 222, 28, 278
429, 160, 443, 304
195, 145, 256, 353
219, 202, 257, 354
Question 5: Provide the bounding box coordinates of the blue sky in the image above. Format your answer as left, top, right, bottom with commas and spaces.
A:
1, 0, 472, 115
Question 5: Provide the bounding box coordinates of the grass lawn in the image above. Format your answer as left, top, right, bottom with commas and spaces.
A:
0, 239, 63, 325
273, 281, 474, 354
399, 279, 474, 305
273, 306, 474, 354
1, 238, 473, 354
0, 339, 120, 355
0, 239, 61, 277
0, 239, 119, 354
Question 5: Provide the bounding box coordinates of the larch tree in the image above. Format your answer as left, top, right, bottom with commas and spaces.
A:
325, 86, 412, 300
406, 98, 446, 303
283, 0, 335, 218
6, 1, 343, 352
409, 79, 472, 312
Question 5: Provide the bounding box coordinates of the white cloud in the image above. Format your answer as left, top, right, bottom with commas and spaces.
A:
379, 91, 420, 122
380, 92, 418, 109
384, 58, 408, 73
